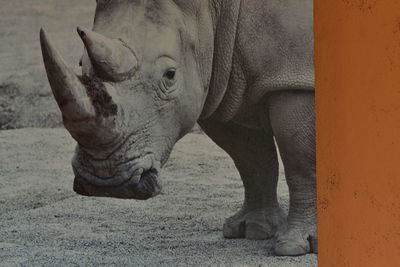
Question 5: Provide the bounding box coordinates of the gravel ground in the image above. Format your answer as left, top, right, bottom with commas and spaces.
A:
0, 128, 317, 266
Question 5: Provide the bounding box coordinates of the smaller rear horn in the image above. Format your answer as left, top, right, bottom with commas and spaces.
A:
77, 27, 138, 82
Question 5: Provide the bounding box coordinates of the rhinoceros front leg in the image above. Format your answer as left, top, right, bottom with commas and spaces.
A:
266, 90, 317, 256
199, 120, 286, 240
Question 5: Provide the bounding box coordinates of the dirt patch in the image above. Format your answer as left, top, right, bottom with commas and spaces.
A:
0, 129, 317, 266
81, 76, 118, 117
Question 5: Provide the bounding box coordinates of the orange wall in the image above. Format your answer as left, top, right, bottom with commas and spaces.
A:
316, 0, 400, 266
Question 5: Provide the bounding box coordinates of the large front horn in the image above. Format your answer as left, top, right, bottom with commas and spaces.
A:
40, 28, 95, 122
77, 27, 137, 82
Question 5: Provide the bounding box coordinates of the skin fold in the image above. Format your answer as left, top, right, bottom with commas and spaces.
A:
40, 0, 315, 256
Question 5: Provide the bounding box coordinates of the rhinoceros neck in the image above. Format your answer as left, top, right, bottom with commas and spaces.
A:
200, 0, 242, 120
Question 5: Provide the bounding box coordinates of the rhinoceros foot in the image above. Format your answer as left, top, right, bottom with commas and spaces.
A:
274, 223, 317, 256
223, 206, 286, 240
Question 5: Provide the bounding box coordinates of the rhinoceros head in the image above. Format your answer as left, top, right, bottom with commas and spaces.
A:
40, 0, 214, 199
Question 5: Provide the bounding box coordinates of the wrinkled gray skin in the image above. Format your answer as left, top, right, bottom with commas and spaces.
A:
40, 0, 315, 256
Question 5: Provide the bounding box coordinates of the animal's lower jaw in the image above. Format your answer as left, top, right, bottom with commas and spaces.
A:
73, 168, 162, 200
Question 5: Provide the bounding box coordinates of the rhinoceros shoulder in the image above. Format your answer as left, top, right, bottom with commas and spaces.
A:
208, 0, 314, 123
237, 0, 314, 99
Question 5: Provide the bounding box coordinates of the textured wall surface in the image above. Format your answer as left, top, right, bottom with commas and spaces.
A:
316, 0, 400, 266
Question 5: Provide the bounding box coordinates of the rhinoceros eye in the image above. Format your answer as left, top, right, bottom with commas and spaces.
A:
164, 68, 176, 81
161, 68, 177, 92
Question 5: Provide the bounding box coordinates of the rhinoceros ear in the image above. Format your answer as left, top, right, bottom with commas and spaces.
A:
77, 27, 138, 82
40, 28, 95, 122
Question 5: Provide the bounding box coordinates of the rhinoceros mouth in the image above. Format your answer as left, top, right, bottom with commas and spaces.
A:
73, 168, 162, 200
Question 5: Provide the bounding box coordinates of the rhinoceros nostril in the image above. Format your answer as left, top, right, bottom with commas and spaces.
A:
77, 27, 86, 38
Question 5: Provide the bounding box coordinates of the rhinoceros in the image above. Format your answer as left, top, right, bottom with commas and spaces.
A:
40, 0, 315, 256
